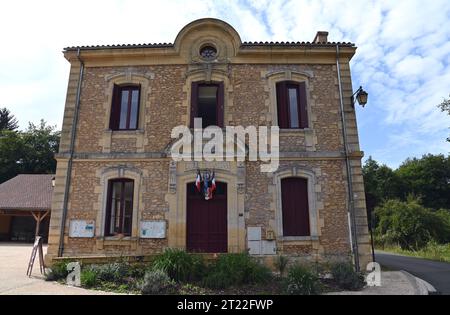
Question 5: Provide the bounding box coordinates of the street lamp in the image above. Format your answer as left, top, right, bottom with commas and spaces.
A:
351, 86, 368, 107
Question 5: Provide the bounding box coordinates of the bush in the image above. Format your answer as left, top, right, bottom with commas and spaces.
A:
86, 262, 130, 283
330, 262, 365, 291
81, 269, 98, 288
284, 265, 322, 295
375, 198, 450, 250
45, 261, 70, 281
274, 255, 289, 277
127, 263, 150, 279
202, 253, 272, 289
152, 249, 206, 282
139, 270, 176, 295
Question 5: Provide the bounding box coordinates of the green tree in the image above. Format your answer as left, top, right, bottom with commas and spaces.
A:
20, 120, 61, 175
0, 120, 60, 183
375, 198, 450, 250
0, 130, 25, 183
396, 154, 450, 210
363, 157, 402, 214
438, 95, 450, 142
0, 108, 19, 131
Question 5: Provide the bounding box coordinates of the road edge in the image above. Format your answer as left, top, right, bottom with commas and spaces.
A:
400, 271, 438, 295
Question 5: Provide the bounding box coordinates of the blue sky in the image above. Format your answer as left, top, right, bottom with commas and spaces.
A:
0, 0, 449, 168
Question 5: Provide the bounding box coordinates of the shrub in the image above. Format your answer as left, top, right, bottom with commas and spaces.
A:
284, 265, 322, 295
86, 262, 130, 283
45, 261, 70, 281
274, 255, 289, 277
152, 249, 206, 282
81, 269, 98, 288
139, 270, 176, 295
375, 198, 450, 250
127, 263, 150, 279
202, 253, 272, 289
330, 262, 365, 291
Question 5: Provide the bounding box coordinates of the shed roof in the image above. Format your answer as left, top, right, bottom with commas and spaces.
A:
0, 175, 54, 211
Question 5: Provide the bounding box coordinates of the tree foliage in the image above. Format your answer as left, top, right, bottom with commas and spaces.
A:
0, 108, 19, 131
0, 119, 60, 183
396, 155, 450, 210
365, 154, 450, 249
363, 154, 450, 212
438, 95, 450, 142
374, 198, 450, 250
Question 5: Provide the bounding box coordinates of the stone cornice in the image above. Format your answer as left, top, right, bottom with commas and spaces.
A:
55, 150, 365, 162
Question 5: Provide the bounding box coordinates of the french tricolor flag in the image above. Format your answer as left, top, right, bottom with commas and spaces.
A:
211, 172, 216, 193
195, 171, 202, 192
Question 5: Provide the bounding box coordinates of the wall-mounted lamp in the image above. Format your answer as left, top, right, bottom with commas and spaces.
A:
351, 86, 368, 107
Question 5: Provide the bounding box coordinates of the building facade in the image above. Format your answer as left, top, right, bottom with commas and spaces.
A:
46, 19, 371, 269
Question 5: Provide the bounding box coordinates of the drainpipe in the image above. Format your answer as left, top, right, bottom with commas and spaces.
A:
336, 45, 360, 271
58, 48, 84, 257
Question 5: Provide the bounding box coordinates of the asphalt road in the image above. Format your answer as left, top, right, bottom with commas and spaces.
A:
375, 251, 450, 295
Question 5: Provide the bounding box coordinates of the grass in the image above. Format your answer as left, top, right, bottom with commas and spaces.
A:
378, 242, 450, 263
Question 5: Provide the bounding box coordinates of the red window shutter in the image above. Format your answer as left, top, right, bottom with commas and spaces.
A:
190, 82, 199, 128
281, 178, 310, 237
217, 82, 224, 128
276, 82, 289, 128
299, 82, 308, 129
110, 85, 121, 130
104, 180, 113, 236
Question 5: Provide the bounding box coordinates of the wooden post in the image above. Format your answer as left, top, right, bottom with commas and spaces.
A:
31, 211, 50, 237
35, 212, 41, 236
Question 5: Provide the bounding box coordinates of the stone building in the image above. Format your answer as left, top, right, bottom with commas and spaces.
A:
46, 18, 371, 269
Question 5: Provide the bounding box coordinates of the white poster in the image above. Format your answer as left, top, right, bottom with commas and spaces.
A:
140, 221, 166, 239
69, 220, 95, 238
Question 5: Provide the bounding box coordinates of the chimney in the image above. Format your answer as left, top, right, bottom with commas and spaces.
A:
313, 31, 329, 44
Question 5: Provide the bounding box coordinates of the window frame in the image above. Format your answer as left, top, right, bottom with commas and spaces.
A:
110, 84, 141, 131
276, 81, 308, 129
104, 178, 134, 237
280, 177, 311, 237
190, 81, 224, 128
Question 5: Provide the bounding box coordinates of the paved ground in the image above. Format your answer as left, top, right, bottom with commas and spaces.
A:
376, 251, 450, 295
0, 243, 115, 295
327, 271, 423, 295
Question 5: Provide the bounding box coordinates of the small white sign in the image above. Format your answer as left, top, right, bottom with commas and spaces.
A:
262, 240, 276, 255
248, 227, 262, 241
69, 220, 95, 238
248, 240, 261, 255
140, 221, 166, 239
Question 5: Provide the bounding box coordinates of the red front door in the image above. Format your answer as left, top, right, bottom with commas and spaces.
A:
186, 182, 227, 253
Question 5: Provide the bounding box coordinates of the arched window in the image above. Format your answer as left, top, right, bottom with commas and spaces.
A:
281, 177, 310, 236
110, 84, 141, 130
276, 81, 308, 129
105, 178, 134, 236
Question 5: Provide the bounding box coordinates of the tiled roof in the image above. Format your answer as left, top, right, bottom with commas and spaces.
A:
64, 41, 354, 51
0, 175, 54, 211
64, 43, 174, 51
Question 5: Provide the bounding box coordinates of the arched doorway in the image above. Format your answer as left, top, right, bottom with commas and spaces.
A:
186, 182, 227, 253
